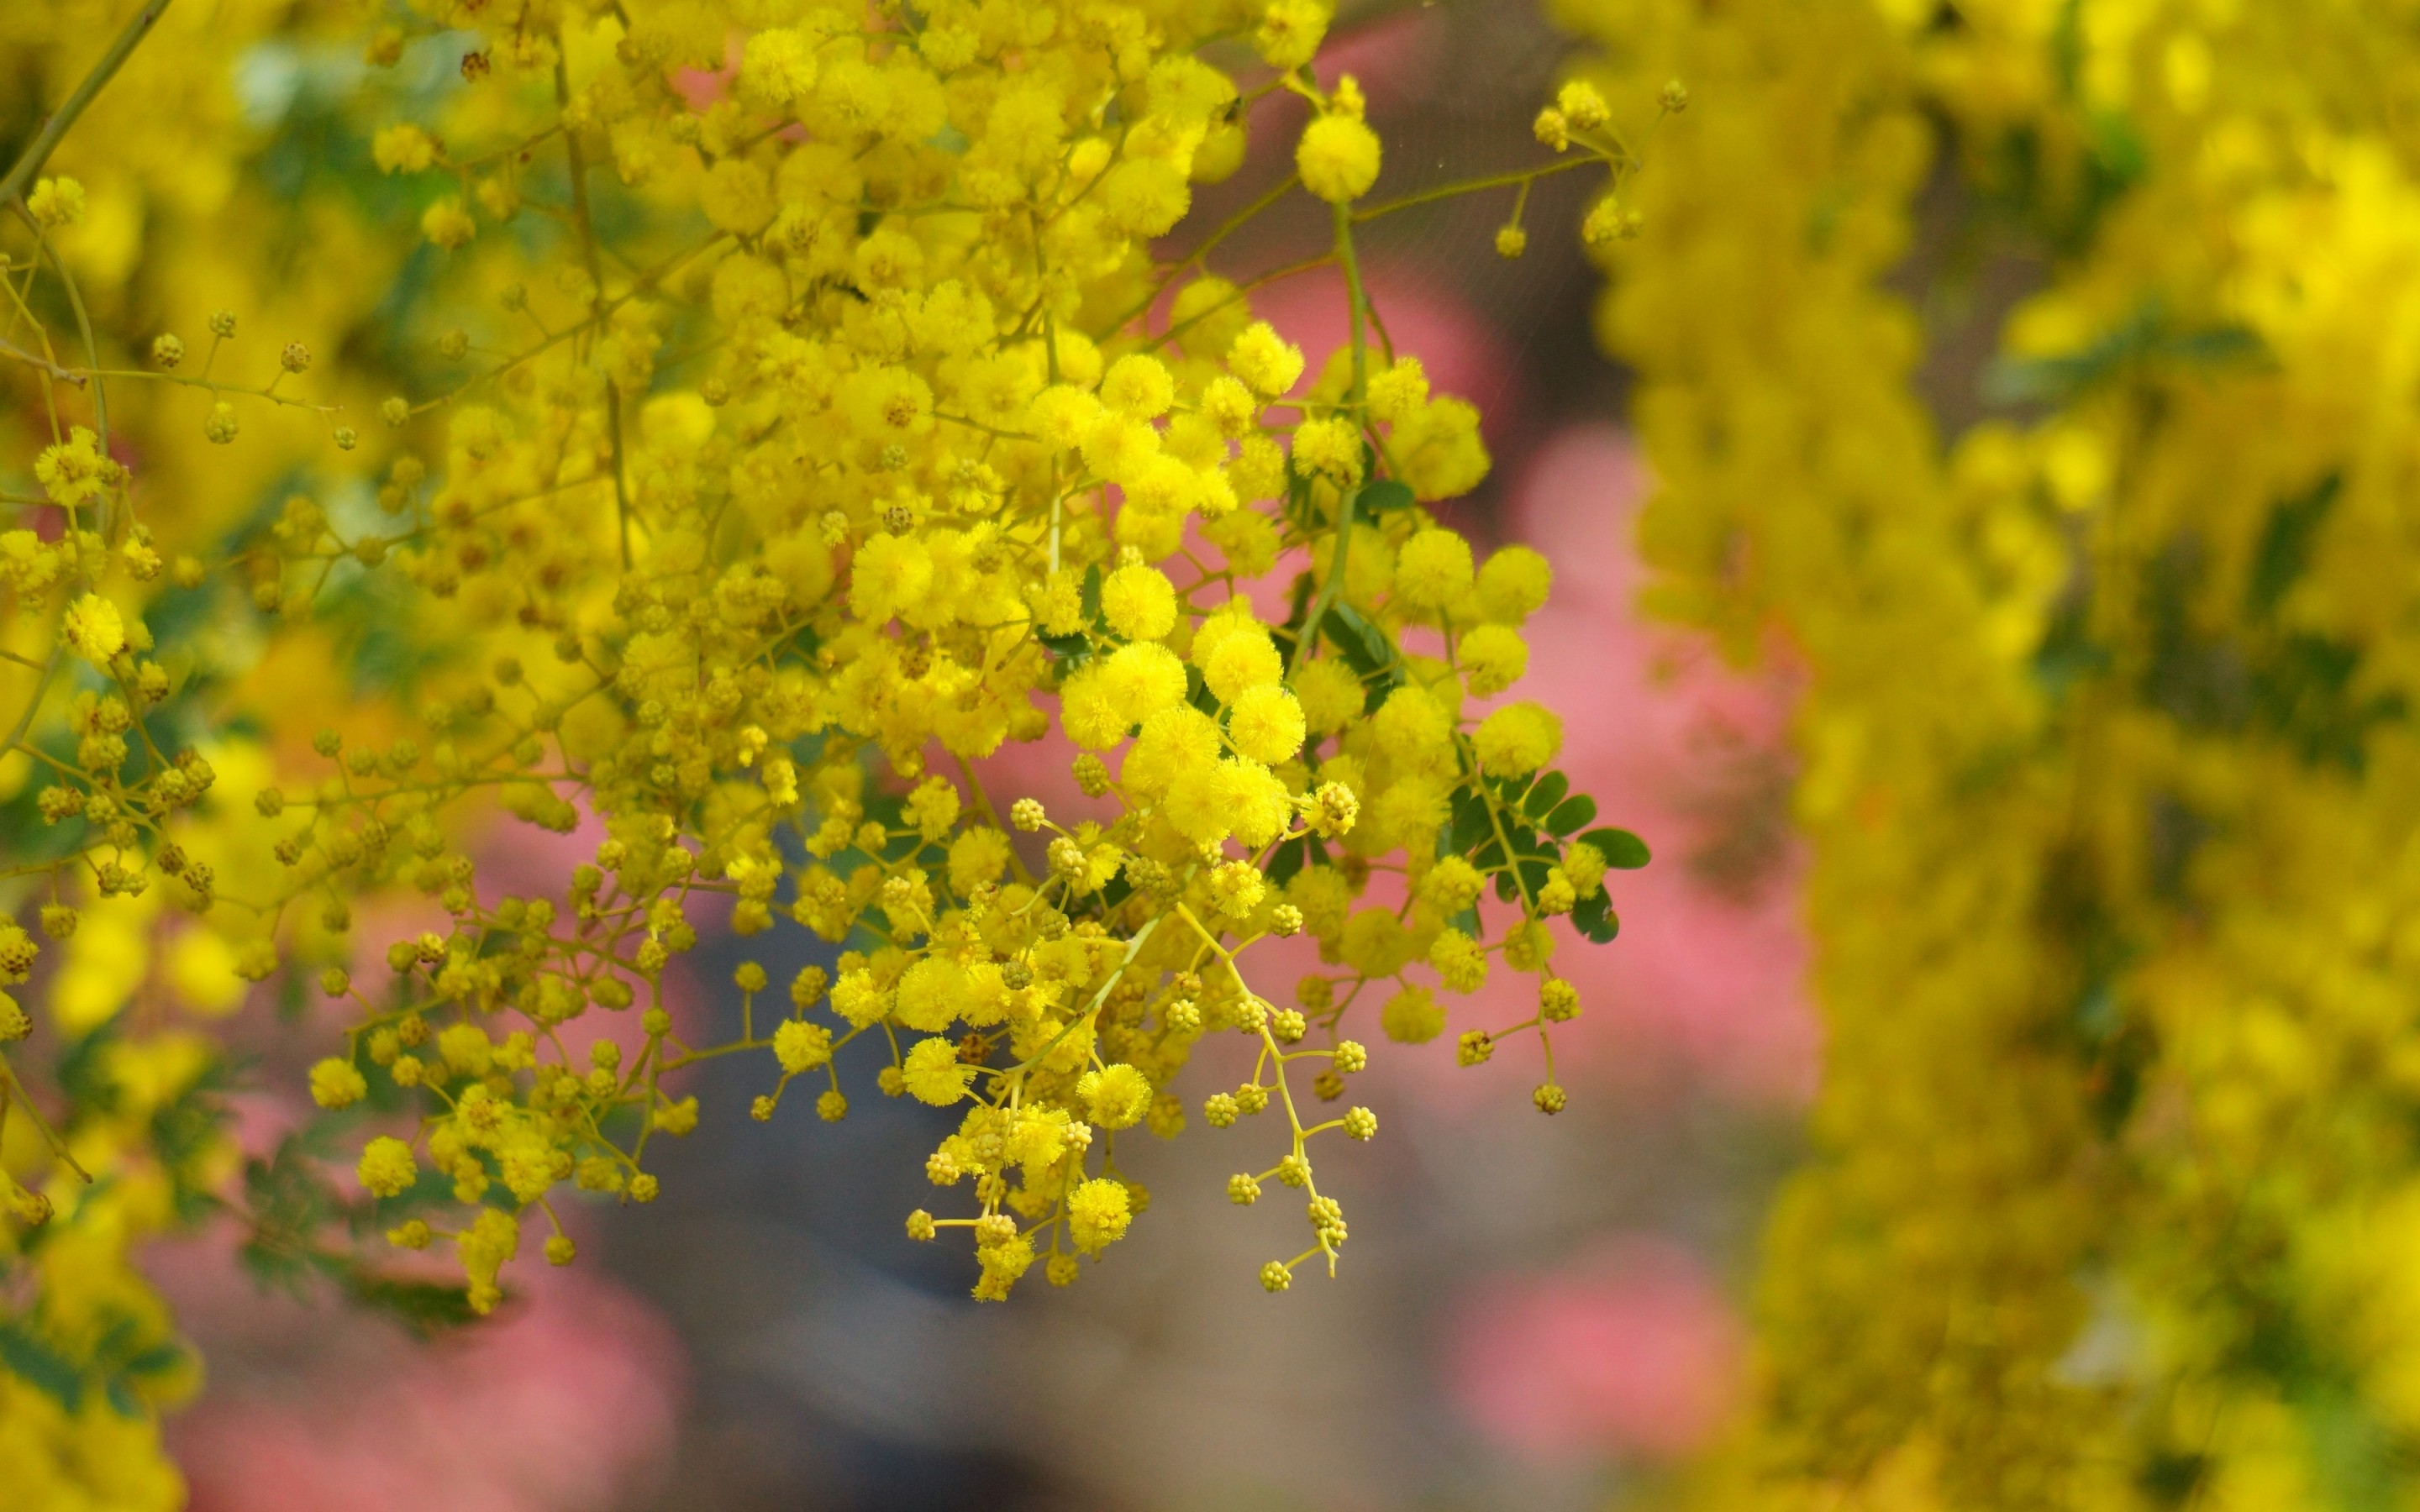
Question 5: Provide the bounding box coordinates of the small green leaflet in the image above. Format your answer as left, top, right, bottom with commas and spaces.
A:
1037, 563, 1108, 669
1351, 479, 1414, 523
345, 1273, 485, 1338
1320, 602, 1405, 712
1571, 886, 1620, 942
1579, 827, 1651, 869
0, 1320, 85, 1411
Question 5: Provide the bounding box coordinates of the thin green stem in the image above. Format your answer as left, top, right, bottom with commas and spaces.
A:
1349, 153, 1602, 224
0, 0, 175, 207
555, 55, 632, 571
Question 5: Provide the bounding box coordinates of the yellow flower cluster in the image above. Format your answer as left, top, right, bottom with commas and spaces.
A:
1560, 0, 2420, 1504
0, 0, 397, 1496
266, 0, 1652, 1311
3, 0, 1653, 1487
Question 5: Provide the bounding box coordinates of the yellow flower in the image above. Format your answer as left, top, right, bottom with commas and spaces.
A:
1395, 528, 1475, 608
371, 123, 436, 173
1077, 1063, 1152, 1129
419, 197, 474, 249
1297, 112, 1381, 204
902, 1037, 975, 1105
773, 1019, 832, 1074
308, 1058, 367, 1109
358, 1136, 418, 1198
26, 176, 84, 228
61, 594, 124, 664
1068, 1177, 1133, 1252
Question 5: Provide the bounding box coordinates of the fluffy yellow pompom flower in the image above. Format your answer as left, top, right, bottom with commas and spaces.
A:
1028, 386, 1102, 453
1476, 544, 1554, 622
1457, 624, 1528, 695
1099, 641, 1190, 725
1100, 157, 1192, 236
1067, 1177, 1133, 1252
372, 123, 436, 173
1257, 0, 1330, 70
309, 1058, 368, 1110
701, 158, 776, 235
460, 1207, 519, 1314
61, 593, 124, 664
1078, 1063, 1153, 1129
421, 197, 475, 249
739, 28, 819, 110
1197, 618, 1283, 704
1228, 321, 1306, 396
1293, 416, 1365, 486
1472, 701, 1563, 775
949, 830, 1012, 894
34, 427, 109, 506
773, 1019, 833, 1074
1100, 353, 1176, 419
0, 929, 35, 986
1227, 683, 1307, 764
894, 956, 968, 1032
1060, 665, 1131, 750
1210, 858, 1269, 917
830, 969, 891, 1029
1367, 357, 1430, 424
1381, 984, 1445, 1043
358, 1136, 418, 1198
1297, 112, 1382, 204
902, 1036, 976, 1105
1429, 930, 1489, 994
850, 532, 934, 623
1101, 563, 1178, 640
27, 176, 84, 228
1292, 658, 1365, 733
1371, 683, 1454, 764
1421, 855, 1486, 912
1396, 528, 1476, 608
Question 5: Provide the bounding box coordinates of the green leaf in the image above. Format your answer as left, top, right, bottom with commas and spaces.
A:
1545, 795, 1597, 837
1321, 602, 1392, 678
1037, 628, 1096, 673
344, 1272, 485, 1339
2247, 475, 2341, 618
1571, 886, 1620, 943
1982, 300, 2265, 407
1351, 480, 1414, 522
1079, 563, 1103, 626
1268, 835, 1308, 888
1580, 827, 1651, 869
1448, 787, 1491, 854
1523, 772, 1570, 821
0, 1322, 85, 1411
119, 1343, 189, 1381
1283, 459, 1314, 528
1320, 602, 1406, 713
